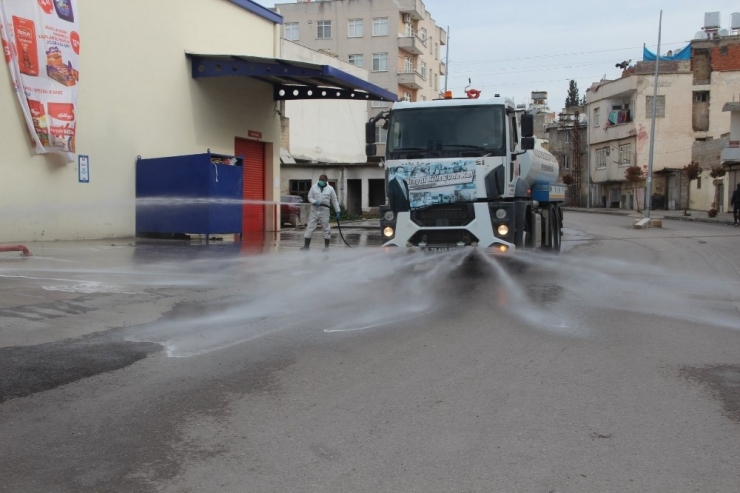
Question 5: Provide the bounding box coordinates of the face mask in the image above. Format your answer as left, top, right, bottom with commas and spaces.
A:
318, 180, 326, 187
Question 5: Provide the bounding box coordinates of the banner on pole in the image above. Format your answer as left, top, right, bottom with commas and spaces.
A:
0, 0, 79, 163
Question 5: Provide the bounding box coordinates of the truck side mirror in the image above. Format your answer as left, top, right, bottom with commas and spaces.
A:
521, 137, 535, 150
365, 122, 376, 144
520, 114, 534, 138
366, 143, 377, 157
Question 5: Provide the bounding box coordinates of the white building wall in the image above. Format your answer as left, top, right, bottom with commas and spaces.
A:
280, 40, 368, 163
0, 0, 281, 242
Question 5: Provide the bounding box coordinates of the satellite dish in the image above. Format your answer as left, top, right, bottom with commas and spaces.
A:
694, 30, 709, 39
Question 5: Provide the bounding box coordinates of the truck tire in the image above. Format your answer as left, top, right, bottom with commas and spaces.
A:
544, 204, 560, 252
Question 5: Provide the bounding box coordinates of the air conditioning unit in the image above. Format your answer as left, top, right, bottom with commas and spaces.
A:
402, 13, 411, 24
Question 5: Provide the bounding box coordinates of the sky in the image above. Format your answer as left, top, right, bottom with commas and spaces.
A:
257, 0, 739, 113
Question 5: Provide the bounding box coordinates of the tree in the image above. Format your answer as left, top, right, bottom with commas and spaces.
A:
624, 165, 645, 212
565, 80, 580, 108
683, 161, 701, 214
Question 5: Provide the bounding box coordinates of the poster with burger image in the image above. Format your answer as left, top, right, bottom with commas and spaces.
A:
0, 0, 79, 162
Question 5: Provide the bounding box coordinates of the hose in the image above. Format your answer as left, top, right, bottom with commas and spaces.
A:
318, 204, 352, 248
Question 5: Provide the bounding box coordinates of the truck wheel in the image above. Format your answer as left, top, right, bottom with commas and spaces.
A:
544, 204, 560, 252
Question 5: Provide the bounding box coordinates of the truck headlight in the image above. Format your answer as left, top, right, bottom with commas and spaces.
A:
383, 226, 395, 237
497, 224, 509, 236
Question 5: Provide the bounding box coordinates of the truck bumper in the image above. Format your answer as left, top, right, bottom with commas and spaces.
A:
382, 203, 518, 252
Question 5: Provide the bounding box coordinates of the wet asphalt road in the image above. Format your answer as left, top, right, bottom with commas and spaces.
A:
1, 214, 740, 492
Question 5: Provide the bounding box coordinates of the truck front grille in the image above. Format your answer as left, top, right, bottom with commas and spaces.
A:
409, 230, 480, 246
411, 204, 474, 227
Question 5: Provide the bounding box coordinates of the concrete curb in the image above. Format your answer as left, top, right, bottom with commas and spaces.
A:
562, 207, 736, 226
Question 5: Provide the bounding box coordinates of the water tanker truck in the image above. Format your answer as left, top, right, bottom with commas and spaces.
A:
365, 90, 564, 253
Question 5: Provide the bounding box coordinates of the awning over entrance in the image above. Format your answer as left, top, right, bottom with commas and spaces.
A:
187, 53, 397, 102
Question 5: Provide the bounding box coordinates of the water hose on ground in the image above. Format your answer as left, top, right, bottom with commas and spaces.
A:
319, 204, 352, 248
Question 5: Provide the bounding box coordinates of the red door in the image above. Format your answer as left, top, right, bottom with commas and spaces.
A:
236, 137, 265, 234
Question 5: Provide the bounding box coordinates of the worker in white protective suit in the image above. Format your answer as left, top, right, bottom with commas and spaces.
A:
301, 174, 341, 251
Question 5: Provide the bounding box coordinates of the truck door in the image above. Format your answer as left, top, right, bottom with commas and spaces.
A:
509, 115, 518, 182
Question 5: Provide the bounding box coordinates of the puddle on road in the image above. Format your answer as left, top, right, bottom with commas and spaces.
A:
679, 365, 740, 424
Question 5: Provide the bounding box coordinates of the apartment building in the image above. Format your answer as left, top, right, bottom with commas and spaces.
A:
720, 101, 740, 193
546, 106, 588, 207
274, 0, 447, 159
585, 12, 740, 213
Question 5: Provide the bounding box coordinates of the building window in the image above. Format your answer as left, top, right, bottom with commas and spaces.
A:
373, 53, 388, 71
284, 22, 299, 41
564, 130, 570, 143
401, 56, 413, 73
317, 20, 332, 39
419, 27, 427, 44
420, 61, 427, 79
697, 176, 701, 189
429, 70, 433, 87
618, 143, 632, 166
421, 96, 426, 101
645, 95, 665, 118
403, 21, 413, 37
348, 54, 364, 68
434, 73, 438, 91
402, 91, 412, 102
435, 43, 439, 60
375, 125, 387, 144
596, 148, 607, 169
348, 19, 363, 38
372, 17, 389, 36
561, 155, 570, 170
289, 180, 312, 203
593, 107, 600, 127
372, 101, 390, 107
692, 91, 709, 131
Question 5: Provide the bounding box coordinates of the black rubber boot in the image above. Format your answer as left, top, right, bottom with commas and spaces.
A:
323, 239, 330, 252
300, 238, 310, 250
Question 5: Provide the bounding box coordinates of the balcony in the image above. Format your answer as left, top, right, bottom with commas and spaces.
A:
398, 0, 424, 20
397, 68, 425, 90
590, 111, 635, 145
721, 141, 740, 164
398, 33, 427, 55
437, 26, 447, 45
439, 60, 446, 75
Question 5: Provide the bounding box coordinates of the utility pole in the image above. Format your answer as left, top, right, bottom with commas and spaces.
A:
571, 113, 582, 206
644, 10, 662, 219
444, 26, 450, 93
586, 104, 591, 209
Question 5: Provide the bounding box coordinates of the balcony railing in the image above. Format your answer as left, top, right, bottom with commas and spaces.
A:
397, 67, 425, 90
398, 32, 427, 55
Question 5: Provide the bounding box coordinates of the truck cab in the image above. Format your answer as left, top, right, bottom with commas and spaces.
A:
367, 94, 563, 253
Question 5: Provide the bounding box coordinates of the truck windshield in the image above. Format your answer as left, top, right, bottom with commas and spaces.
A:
386, 105, 506, 158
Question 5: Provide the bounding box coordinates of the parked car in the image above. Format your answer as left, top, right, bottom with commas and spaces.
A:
281, 195, 303, 227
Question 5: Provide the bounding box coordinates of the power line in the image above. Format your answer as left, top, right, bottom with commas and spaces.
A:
448, 40, 688, 66
447, 74, 615, 89
447, 59, 626, 78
